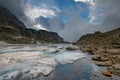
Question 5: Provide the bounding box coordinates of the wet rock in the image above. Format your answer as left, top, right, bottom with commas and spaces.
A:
108, 66, 114, 70
92, 48, 105, 54
108, 66, 114, 73
81, 47, 96, 54
94, 61, 112, 66
106, 49, 120, 54
115, 70, 120, 76
102, 70, 112, 77
92, 55, 109, 61
66, 47, 79, 51
93, 72, 99, 77
47, 48, 60, 53
112, 64, 120, 76
113, 64, 120, 70
54, 50, 60, 53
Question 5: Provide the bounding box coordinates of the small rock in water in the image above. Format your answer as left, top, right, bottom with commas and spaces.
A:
102, 70, 112, 77
93, 71, 99, 77
66, 47, 79, 51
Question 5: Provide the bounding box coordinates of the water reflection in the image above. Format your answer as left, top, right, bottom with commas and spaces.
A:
46, 60, 93, 80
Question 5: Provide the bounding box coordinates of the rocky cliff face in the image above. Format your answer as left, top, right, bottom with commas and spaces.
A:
0, 5, 64, 44
75, 28, 120, 48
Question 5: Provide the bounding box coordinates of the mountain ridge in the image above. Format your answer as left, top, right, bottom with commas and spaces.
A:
75, 27, 120, 48
0, 5, 64, 44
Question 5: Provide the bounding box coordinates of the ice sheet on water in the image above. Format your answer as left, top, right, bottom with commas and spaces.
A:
54, 51, 86, 64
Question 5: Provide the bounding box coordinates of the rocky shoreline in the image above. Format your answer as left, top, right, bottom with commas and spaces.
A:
80, 46, 120, 77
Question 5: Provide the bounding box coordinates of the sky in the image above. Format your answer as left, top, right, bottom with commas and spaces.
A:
0, 0, 120, 42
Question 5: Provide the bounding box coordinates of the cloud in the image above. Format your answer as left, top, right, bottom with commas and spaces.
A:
24, 3, 58, 30
33, 24, 48, 30
74, 0, 95, 6
24, 4, 57, 22
89, 0, 120, 31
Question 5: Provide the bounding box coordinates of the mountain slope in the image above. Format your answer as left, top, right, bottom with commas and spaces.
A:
75, 28, 120, 48
0, 5, 64, 44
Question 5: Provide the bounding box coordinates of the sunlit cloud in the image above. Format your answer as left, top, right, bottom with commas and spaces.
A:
74, 0, 95, 6
33, 24, 48, 30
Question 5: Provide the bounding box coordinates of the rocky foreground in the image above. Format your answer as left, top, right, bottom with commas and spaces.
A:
75, 28, 120, 77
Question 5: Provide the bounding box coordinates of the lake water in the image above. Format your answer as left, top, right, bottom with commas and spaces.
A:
0, 44, 119, 80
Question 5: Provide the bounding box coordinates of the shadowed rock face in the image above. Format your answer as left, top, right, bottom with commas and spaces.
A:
0, 5, 25, 30
26, 29, 64, 43
0, 5, 64, 44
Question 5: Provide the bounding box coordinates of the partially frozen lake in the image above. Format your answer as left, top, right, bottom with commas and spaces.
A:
0, 44, 86, 80
0, 44, 119, 80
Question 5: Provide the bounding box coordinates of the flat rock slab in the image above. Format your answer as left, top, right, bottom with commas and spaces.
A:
94, 61, 112, 66
92, 55, 109, 61
113, 64, 120, 70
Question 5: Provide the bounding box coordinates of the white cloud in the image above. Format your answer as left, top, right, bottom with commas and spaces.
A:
24, 4, 57, 30
89, 16, 96, 23
74, 0, 97, 23
74, 0, 95, 6
34, 24, 48, 30
24, 4, 56, 22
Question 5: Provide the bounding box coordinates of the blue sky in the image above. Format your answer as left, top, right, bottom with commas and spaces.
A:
28, 0, 91, 24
